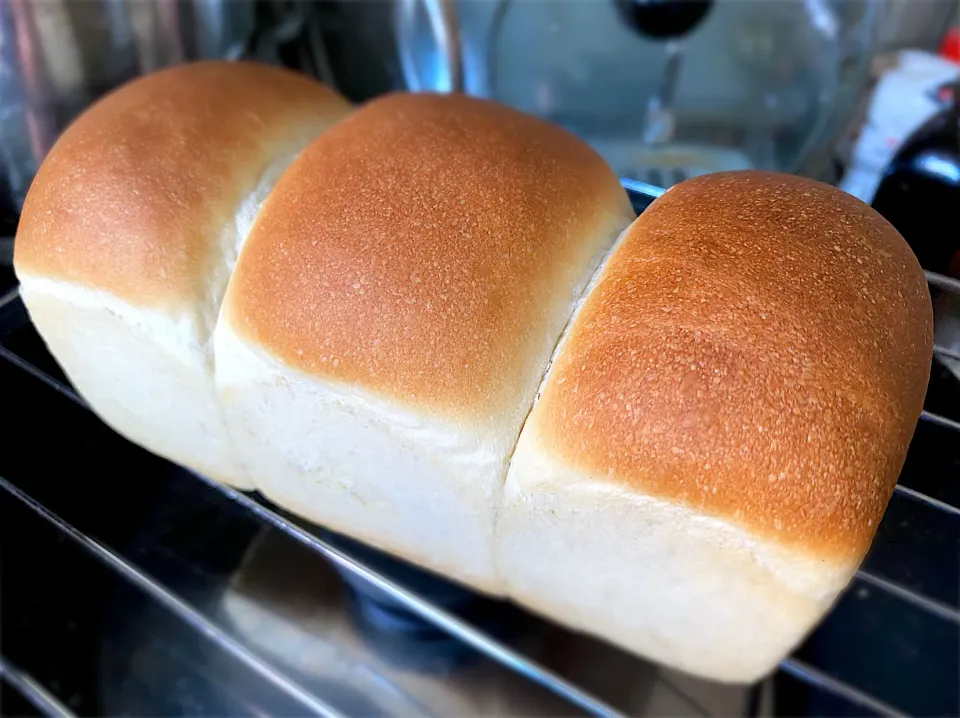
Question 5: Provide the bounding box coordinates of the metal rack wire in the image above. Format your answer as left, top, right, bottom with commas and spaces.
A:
1, 181, 957, 717
0, 656, 73, 718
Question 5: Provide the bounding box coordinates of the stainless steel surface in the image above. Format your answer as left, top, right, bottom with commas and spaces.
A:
932, 287, 960, 383
893, 484, 960, 519
184, 479, 632, 717
0, 0, 255, 210
933, 344, 960, 362
222, 531, 658, 716
620, 177, 666, 198
918, 408, 960, 433
925, 270, 960, 293
0, 475, 347, 718
0, 182, 956, 716
854, 570, 959, 624
779, 659, 907, 718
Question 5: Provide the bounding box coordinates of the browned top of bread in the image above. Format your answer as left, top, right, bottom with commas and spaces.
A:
530, 171, 932, 561
15, 61, 350, 308
225, 92, 632, 420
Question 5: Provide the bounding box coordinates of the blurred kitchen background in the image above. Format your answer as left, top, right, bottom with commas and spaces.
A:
1, 0, 958, 211
1, 2, 958, 717
2, 0, 959, 277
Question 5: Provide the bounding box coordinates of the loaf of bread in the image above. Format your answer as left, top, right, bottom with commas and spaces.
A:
497, 171, 933, 681
214, 92, 635, 593
14, 62, 932, 683
14, 62, 351, 489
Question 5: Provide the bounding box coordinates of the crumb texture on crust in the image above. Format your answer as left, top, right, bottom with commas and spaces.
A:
224, 92, 633, 422
529, 171, 932, 561
14, 61, 351, 310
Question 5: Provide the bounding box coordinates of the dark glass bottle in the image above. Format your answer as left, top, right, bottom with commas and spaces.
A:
871, 81, 960, 276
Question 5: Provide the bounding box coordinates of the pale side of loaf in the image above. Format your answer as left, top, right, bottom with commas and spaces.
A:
214, 92, 635, 593
496, 171, 933, 681
14, 62, 352, 489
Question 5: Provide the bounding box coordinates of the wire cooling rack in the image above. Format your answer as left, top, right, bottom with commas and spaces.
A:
0, 181, 956, 717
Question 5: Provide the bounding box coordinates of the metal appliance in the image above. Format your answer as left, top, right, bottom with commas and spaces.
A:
0, 0, 318, 214
390, 0, 881, 186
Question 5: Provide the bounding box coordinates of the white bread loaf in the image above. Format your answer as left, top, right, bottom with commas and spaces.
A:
496, 171, 933, 682
15, 64, 933, 683
214, 93, 635, 593
14, 61, 351, 489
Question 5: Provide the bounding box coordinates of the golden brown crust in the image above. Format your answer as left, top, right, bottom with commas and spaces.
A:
531, 171, 932, 561
226, 92, 632, 420
14, 61, 351, 308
